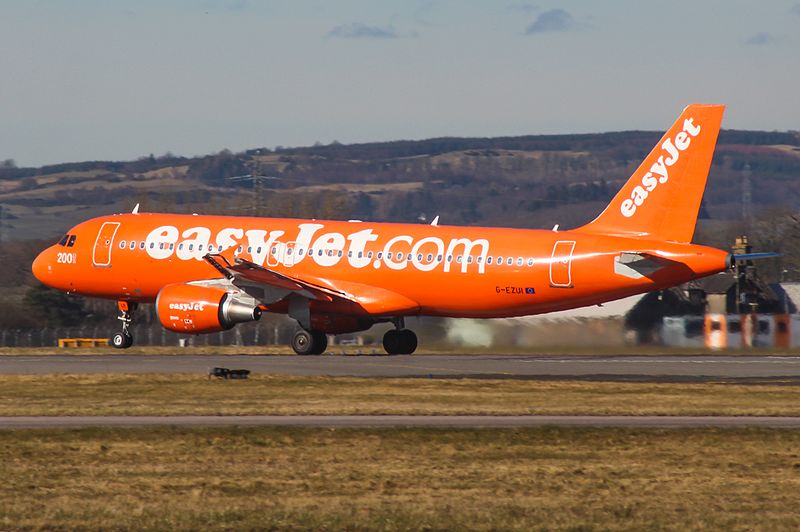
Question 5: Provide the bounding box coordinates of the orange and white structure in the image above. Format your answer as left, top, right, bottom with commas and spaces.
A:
33, 104, 738, 354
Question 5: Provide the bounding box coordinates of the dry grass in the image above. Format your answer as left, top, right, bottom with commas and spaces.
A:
1, 374, 799, 416
1, 426, 800, 530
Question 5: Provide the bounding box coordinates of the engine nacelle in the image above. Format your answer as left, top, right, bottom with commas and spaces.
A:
155, 283, 261, 334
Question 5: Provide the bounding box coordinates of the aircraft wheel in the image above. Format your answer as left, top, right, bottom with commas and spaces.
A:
111, 332, 133, 349
292, 330, 315, 355
383, 329, 402, 355
311, 331, 328, 355
399, 329, 418, 355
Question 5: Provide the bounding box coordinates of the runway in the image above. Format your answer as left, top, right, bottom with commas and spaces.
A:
2, 354, 800, 382
3, 415, 800, 429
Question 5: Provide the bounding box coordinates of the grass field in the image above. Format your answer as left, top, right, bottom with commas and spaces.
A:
1, 374, 800, 416
1, 426, 800, 530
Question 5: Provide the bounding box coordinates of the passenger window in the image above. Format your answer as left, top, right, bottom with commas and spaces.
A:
387, 252, 393, 259
149, 243, 154, 249
318, 249, 323, 256
169, 243, 175, 250
487, 257, 493, 265
130, 241, 136, 250
517, 257, 523, 266
467, 256, 473, 264
188, 244, 194, 251
477, 256, 483, 263
507, 257, 513, 265
257, 247, 262, 254
338, 250, 343, 257
368, 251, 373, 259
139, 241, 145, 250
397, 252, 404, 260
417, 254, 423, 261
527, 258, 534, 266
119, 240, 126, 249
67, 235, 76, 247
457, 256, 462, 263
497, 256, 503, 264
437, 254, 442, 261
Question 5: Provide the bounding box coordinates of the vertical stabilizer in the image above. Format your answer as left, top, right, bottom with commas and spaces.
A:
577, 104, 725, 243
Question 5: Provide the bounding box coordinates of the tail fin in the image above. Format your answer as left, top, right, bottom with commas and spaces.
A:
577, 104, 725, 243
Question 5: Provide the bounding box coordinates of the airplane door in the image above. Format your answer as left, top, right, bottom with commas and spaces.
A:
92, 222, 120, 267
549, 240, 575, 288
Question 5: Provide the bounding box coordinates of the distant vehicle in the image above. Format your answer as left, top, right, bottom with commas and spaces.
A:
33, 104, 733, 355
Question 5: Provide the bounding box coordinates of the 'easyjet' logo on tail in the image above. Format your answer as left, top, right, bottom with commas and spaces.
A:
620, 117, 702, 218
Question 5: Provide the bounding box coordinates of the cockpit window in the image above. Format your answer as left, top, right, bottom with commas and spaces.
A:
58, 235, 69, 246
67, 235, 76, 247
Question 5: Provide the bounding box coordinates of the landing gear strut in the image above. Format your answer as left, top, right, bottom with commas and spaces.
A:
291, 329, 328, 355
383, 318, 417, 355
110, 301, 136, 349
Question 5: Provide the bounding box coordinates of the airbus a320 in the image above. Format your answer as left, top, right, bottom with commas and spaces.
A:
33, 104, 734, 355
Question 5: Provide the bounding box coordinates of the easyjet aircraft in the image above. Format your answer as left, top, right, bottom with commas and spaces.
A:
33, 104, 736, 355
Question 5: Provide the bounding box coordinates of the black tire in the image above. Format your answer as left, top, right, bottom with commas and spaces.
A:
399, 329, 418, 355
310, 331, 328, 355
111, 332, 133, 349
291, 330, 315, 355
383, 329, 402, 355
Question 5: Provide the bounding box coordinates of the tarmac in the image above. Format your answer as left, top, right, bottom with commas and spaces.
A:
2, 354, 800, 382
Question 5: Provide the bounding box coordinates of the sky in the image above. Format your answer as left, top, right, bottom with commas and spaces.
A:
1, 0, 799, 167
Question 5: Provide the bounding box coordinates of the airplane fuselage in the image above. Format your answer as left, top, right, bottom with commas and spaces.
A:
33, 212, 728, 321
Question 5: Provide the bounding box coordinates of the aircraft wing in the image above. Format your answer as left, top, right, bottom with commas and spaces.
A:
203, 254, 419, 316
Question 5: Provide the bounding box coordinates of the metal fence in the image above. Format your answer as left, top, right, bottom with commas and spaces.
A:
0, 321, 297, 348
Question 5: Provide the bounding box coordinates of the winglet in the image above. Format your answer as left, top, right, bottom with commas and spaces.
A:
576, 104, 725, 243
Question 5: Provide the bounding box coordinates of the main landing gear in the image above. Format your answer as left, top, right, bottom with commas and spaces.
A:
110, 301, 136, 349
291, 329, 328, 355
382, 318, 417, 355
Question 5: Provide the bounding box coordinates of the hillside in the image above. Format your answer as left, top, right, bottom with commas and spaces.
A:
1, 129, 799, 242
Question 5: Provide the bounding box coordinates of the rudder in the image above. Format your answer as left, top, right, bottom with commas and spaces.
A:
577, 104, 725, 242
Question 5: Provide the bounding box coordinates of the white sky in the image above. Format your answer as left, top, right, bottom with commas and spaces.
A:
1, 0, 798, 166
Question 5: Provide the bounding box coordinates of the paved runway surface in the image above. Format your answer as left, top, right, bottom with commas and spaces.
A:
3, 415, 800, 429
2, 354, 800, 382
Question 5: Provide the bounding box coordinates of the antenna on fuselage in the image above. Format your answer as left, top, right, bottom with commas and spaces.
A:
132, 203, 140, 214
552, 224, 559, 232
430, 216, 440, 226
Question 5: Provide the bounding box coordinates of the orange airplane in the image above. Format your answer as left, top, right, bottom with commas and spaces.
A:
33, 104, 735, 355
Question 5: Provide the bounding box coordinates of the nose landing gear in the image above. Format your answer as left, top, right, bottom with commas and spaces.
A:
110, 301, 136, 349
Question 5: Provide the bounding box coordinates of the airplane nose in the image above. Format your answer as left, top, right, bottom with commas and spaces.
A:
31, 249, 52, 284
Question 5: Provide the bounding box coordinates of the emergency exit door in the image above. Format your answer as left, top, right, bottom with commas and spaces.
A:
549, 240, 575, 288
92, 222, 120, 267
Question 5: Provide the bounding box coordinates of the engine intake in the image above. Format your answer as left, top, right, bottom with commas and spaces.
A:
156, 283, 261, 334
